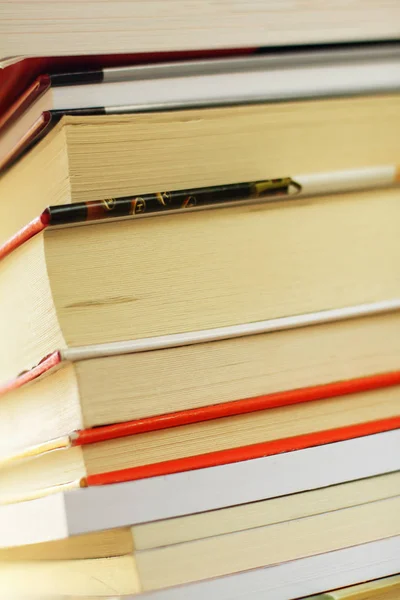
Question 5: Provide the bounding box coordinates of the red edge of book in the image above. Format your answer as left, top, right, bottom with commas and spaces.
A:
0, 111, 54, 173
86, 415, 400, 486
0, 351, 61, 396
0, 75, 50, 133
0, 211, 49, 262
75, 369, 400, 445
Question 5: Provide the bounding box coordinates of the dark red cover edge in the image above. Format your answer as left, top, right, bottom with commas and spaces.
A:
0, 75, 50, 133
86, 415, 400, 486
0, 110, 55, 173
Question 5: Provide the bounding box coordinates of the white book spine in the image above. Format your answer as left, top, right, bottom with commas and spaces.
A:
64, 430, 400, 536
142, 536, 400, 600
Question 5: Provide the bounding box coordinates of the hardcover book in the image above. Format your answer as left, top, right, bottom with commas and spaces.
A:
2, 95, 400, 248
2, 44, 400, 172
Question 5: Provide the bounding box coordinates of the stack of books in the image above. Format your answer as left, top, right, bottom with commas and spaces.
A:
0, 24, 399, 600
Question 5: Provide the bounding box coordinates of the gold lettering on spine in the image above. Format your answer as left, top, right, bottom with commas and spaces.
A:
102, 198, 116, 210
130, 198, 146, 215
156, 192, 171, 206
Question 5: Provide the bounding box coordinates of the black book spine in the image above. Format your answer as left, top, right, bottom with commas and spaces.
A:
49, 70, 104, 87
46, 178, 299, 226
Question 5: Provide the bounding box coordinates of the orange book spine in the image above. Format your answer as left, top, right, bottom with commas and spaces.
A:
75, 369, 400, 446
86, 415, 400, 486
0, 212, 49, 262
0, 351, 61, 395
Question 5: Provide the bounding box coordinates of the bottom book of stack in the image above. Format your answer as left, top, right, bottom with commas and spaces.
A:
0, 431, 399, 598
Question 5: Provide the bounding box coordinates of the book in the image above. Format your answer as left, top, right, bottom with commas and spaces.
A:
1, 2, 400, 61
0, 495, 398, 594
8, 540, 399, 600
1, 472, 399, 558
2, 94, 400, 248
0, 527, 133, 561
0, 555, 139, 597
307, 574, 400, 599
0, 431, 398, 548
89, 538, 400, 600
3, 44, 400, 173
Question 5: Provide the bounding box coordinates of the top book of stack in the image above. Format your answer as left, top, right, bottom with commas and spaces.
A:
1, 1, 400, 65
